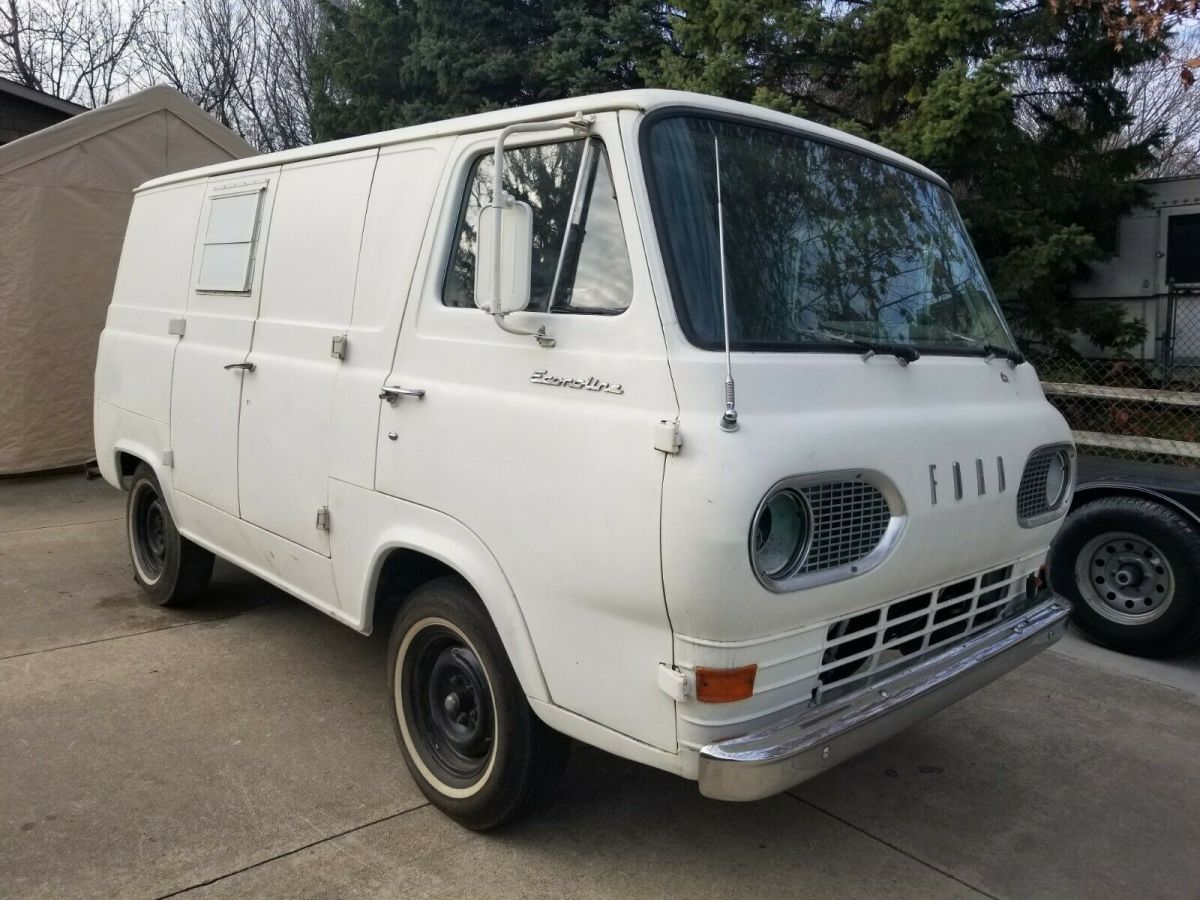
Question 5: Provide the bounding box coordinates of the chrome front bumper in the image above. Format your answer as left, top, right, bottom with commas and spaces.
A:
697, 596, 1070, 801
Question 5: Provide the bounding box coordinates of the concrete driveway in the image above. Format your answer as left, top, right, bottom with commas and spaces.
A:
2, 473, 1198, 899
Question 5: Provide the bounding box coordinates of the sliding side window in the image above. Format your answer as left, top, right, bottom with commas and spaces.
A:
444, 139, 633, 314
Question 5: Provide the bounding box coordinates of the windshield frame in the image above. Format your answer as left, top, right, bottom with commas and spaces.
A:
637, 107, 1018, 356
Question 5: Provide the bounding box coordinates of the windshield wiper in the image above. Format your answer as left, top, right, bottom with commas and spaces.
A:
941, 330, 1026, 366
857, 339, 920, 365
982, 343, 1026, 366
798, 328, 920, 366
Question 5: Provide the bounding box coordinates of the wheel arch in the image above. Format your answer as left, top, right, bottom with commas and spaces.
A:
105, 441, 187, 523
354, 526, 552, 705
114, 448, 144, 486
1070, 483, 1200, 530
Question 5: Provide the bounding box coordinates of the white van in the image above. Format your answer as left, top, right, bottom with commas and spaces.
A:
95, 90, 1074, 829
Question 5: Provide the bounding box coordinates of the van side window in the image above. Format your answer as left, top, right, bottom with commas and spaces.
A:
444, 140, 633, 314
196, 187, 265, 293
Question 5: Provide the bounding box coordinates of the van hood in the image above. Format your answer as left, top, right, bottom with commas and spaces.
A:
659, 351, 1072, 642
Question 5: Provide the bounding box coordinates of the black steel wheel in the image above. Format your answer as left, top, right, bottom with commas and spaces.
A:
388, 577, 570, 830
129, 478, 169, 585
1049, 496, 1200, 657
402, 620, 497, 790
125, 462, 214, 607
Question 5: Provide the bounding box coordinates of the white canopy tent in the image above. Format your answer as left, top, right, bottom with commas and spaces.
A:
0, 85, 256, 475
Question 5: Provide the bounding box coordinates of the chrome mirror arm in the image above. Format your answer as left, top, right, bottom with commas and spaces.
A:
488, 113, 593, 350
494, 315, 556, 348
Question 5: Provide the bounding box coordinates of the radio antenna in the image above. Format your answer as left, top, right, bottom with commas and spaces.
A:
715, 136, 738, 432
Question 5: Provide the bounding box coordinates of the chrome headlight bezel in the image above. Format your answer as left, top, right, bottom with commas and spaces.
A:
749, 470, 907, 593
1044, 449, 1070, 509
1016, 443, 1076, 528
751, 488, 813, 580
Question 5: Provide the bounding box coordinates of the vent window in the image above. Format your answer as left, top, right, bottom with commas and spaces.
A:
197, 187, 266, 293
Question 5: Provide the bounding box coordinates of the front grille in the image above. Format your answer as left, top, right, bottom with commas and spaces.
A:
797, 480, 891, 574
813, 563, 1031, 705
1016, 448, 1057, 522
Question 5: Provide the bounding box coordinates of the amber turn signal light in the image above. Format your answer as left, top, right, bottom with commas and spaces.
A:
695, 664, 757, 703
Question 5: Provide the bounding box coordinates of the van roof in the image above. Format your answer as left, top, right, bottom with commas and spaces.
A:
139, 89, 946, 191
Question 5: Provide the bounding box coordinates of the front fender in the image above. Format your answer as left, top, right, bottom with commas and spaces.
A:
327, 478, 551, 703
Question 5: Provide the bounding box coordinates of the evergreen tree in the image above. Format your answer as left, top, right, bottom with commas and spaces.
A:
310, 0, 417, 139
311, 0, 666, 138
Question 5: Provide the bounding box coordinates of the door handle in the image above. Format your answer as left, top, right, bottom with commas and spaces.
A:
380, 384, 425, 403
224, 362, 256, 372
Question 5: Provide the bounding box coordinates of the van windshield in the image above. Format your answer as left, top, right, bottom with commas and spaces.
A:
643, 114, 1017, 355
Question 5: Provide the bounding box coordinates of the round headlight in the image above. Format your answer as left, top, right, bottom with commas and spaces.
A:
752, 490, 810, 579
1044, 450, 1070, 509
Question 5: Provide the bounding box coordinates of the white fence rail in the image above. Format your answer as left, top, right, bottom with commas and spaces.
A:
1040, 380, 1200, 464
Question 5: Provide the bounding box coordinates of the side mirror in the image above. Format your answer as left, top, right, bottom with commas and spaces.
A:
475, 200, 533, 315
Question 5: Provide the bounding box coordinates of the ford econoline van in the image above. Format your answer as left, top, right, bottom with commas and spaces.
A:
95, 90, 1074, 829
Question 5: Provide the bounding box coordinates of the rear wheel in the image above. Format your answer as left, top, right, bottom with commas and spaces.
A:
1049, 496, 1200, 657
387, 577, 569, 830
126, 463, 214, 606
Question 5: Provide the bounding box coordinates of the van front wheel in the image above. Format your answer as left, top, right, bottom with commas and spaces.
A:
387, 577, 569, 830
126, 463, 213, 606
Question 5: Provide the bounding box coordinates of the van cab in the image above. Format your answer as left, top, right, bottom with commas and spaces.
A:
95, 89, 1074, 829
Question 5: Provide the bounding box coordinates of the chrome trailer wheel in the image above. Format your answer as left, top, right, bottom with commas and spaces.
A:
1049, 496, 1200, 657
1074, 531, 1175, 625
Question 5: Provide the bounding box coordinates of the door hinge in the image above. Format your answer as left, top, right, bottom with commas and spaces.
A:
315, 506, 330, 531
657, 663, 690, 702
168, 318, 186, 337
161, 449, 174, 468
330, 333, 348, 360
653, 420, 683, 455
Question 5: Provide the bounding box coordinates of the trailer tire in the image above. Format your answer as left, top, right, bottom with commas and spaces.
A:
1049, 496, 1200, 657
388, 576, 570, 830
126, 463, 214, 607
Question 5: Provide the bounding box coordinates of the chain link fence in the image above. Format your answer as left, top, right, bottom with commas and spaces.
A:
1028, 288, 1200, 467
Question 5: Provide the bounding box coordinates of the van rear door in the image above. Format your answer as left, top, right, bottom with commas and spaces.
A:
172, 169, 280, 516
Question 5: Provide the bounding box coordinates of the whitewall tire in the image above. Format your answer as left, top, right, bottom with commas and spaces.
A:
387, 576, 570, 829
126, 463, 213, 607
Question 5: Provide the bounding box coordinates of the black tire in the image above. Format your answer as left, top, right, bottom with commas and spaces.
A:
126, 463, 214, 607
1048, 496, 1200, 657
387, 576, 570, 830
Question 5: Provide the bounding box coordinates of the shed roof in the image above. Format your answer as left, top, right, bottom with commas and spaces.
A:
0, 84, 255, 177
0, 75, 87, 116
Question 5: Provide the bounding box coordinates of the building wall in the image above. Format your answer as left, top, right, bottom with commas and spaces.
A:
1070, 176, 1200, 363
0, 92, 75, 146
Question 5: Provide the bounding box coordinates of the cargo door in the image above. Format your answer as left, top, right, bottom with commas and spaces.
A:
236, 150, 377, 555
